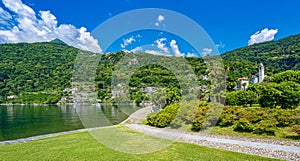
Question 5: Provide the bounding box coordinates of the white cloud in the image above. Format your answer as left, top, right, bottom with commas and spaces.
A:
157, 15, 165, 22
202, 48, 212, 56
216, 42, 225, 49
155, 38, 169, 53
121, 36, 135, 48
248, 28, 278, 46
123, 46, 142, 53
145, 50, 171, 56
155, 15, 165, 27
170, 40, 184, 57
0, 0, 102, 53
0, 7, 12, 29
186, 52, 198, 57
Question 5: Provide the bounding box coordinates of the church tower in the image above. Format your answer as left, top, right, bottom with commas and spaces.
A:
259, 63, 265, 83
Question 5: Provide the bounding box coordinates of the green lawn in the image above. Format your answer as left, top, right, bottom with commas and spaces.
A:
0, 126, 280, 161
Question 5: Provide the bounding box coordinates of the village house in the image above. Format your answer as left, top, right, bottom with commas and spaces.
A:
236, 63, 265, 90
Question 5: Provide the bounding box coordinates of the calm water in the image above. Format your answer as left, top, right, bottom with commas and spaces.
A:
0, 105, 141, 141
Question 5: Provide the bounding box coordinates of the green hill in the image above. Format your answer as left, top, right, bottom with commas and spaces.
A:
222, 34, 300, 73
0, 42, 78, 98
1, 33, 300, 103
50, 38, 68, 45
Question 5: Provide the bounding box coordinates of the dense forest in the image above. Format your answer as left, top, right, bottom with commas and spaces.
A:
0, 40, 78, 103
222, 34, 300, 74
0, 34, 300, 105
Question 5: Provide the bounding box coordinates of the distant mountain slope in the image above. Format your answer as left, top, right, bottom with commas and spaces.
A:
50, 38, 68, 45
0, 42, 78, 97
222, 34, 300, 73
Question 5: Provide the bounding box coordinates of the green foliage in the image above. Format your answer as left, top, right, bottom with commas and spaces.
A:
233, 118, 254, 132
274, 81, 300, 109
258, 85, 281, 108
222, 34, 300, 74
225, 90, 258, 106
248, 70, 300, 109
269, 70, 300, 84
12, 93, 60, 104
218, 107, 300, 138
0, 42, 77, 97
191, 102, 210, 131
146, 103, 180, 128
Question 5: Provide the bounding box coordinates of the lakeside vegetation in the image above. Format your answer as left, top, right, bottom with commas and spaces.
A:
146, 101, 300, 140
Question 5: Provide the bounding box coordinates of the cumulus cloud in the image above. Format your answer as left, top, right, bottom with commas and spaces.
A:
158, 15, 165, 22
145, 50, 164, 55
155, 15, 165, 27
202, 48, 212, 56
0, 7, 12, 29
248, 28, 278, 46
155, 38, 169, 53
186, 52, 198, 57
123, 46, 142, 53
121, 36, 135, 48
0, 0, 102, 53
170, 40, 184, 57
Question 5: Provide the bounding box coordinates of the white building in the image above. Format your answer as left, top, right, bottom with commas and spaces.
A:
236, 77, 249, 90
251, 63, 265, 84
236, 63, 265, 90
258, 63, 265, 83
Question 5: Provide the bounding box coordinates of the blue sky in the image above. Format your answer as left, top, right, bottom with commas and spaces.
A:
0, 0, 299, 55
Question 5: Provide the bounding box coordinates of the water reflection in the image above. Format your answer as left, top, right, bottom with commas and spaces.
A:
0, 104, 140, 141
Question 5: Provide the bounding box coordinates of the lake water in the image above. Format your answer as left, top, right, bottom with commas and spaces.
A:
0, 104, 141, 141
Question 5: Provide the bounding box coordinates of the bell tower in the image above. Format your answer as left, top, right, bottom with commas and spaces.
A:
259, 63, 264, 83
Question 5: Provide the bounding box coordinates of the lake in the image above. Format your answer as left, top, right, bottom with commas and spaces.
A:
0, 104, 141, 141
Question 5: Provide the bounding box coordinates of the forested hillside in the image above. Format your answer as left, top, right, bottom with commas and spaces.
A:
1, 33, 300, 104
222, 34, 300, 73
0, 41, 78, 98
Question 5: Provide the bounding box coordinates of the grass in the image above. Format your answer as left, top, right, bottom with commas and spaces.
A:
0, 126, 281, 161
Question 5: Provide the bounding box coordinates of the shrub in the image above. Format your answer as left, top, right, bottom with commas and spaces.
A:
146, 103, 179, 128
253, 118, 279, 135
233, 118, 254, 132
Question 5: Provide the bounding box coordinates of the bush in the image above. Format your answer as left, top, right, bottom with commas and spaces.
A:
146, 103, 179, 128
225, 90, 257, 107
233, 118, 254, 132
218, 106, 300, 138
253, 118, 279, 135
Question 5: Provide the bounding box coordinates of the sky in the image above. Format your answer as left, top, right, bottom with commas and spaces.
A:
0, 0, 299, 55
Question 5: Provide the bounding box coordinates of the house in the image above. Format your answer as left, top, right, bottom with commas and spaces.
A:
7, 95, 18, 99
236, 77, 249, 90
236, 63, 265, 90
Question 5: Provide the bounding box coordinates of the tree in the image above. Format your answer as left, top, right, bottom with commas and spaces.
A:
225, 90, 257, 107
274, 81, 300, 109
259, 85, 281, 108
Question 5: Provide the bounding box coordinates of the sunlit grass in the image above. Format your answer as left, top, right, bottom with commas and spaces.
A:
0, 126, 281, 161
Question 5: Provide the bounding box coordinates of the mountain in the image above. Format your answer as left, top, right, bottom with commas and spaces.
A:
50, 38, 67, 45
1, 33, 300, 103
222, 34, 300, 73
0, 42, 78, 97
0, 42, 207, 103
